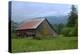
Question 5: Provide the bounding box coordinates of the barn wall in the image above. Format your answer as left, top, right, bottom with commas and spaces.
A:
16, 29, 36, 37
36, 19, 57, 37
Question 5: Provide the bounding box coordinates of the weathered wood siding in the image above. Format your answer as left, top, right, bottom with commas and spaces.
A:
16, 29, 36, 37
36, 19, 57, 37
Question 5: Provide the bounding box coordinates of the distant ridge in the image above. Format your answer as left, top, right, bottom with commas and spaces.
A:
15, 15, 68, 25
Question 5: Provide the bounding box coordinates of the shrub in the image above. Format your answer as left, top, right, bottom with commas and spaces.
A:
58, 34, 64, 37
61, 27, 77, 37
61, 27, 71, 36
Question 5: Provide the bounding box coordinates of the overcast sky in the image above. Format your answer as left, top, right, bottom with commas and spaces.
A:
11, 1, 72, 22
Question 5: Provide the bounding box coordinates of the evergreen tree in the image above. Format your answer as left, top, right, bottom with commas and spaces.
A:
67, 5, 78, 27
66, 5, 78, 36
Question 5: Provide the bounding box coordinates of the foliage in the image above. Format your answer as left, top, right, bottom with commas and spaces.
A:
11, 20, 20, 38
11, 32, 18, 39
61, 27, 72, 36
11, 20, 19, 32
57, 5, 78, 37
61, 27, 77, 37
54, 23, 65, 34
67, 5, 78, 27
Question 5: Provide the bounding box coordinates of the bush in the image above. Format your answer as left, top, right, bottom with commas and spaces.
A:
58, 34, 64, 37
69, 27, 77, 36
61, 27, 77, 37
61, 27, 71, 36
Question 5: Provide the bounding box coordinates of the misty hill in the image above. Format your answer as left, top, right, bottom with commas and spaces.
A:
45, 16, 68, 25
13, 15, 69, 26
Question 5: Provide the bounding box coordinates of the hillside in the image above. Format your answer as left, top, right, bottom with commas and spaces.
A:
45, 15, 68, 25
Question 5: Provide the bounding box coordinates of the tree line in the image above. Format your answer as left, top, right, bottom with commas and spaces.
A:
54, 5, 78, 37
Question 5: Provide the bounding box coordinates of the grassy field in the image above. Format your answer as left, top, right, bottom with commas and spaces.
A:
12, 37, 78, 53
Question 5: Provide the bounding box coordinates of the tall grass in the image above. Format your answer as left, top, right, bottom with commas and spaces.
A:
12, 37, 78, 52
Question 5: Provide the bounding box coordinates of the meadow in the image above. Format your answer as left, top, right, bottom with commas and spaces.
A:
12, 37, 78, 53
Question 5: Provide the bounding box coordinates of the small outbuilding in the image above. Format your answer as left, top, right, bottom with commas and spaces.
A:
16, 18, 57, 38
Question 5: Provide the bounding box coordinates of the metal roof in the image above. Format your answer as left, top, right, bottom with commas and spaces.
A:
16, 18, 45, 30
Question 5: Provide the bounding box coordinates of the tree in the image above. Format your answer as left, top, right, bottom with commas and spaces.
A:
67, 5, 78, 27
11, 20, 18, 32
66, 5, 78, 36
53, 23, 65, 34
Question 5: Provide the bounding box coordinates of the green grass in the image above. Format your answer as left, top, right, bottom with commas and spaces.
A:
12, 37, 78, 53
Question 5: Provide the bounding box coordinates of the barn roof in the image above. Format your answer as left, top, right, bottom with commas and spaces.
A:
16, 18, 45, 30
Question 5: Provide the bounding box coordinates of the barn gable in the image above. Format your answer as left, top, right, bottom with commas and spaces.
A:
36, 18, 57, 37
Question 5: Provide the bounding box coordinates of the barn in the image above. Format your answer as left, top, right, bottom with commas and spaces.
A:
16, 18, 57, 38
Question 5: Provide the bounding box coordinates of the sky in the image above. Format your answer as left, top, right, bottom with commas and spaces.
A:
11, 1, 72, 22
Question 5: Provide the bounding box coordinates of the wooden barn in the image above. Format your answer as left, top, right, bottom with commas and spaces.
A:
16, 18, 57, 38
